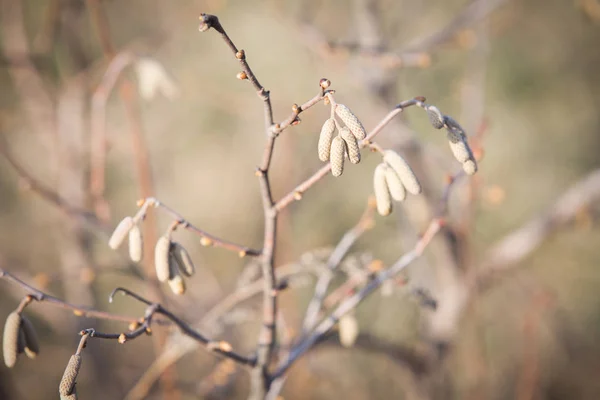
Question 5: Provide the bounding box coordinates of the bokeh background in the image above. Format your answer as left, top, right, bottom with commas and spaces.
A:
1, 0, 600, 399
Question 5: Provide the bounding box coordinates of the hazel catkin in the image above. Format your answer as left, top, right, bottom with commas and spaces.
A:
318, 118, 336, 162
171, 242, 195, 277
374, 164, 392, 216
128, 225, 143, 263
20, 315, 39, 359
335, 104, 367, 140
330, 136, 347, 177
383, 150, 421, 195
384, 167, 406, 202
59, 354, 81, 396
108, 217, 134, 250
154, 236, 172, 282
340, 127, 361, 164
3, 312, 21, 368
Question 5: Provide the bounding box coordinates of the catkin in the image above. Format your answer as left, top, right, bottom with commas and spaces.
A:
335, 104, 367, 140
60, 386, 78, 400
385, 167, 406, 201
339, 314, 359, 348
59, 354, 81, 396
446, 129, 472, 164
318, 119, 336, 162
108, 217, 134, 250
374, 164, 392, 216
171, 242, 195, 277
20, 315, 39, 359
383, 150, 421, 195
154, 236, 172, 282
462, 159, 478, 175
426, 105, 445, 129
330, 136, 346, 177
167, 256, 186, 295
340, 127, 361, 164
3, 312, 21, 368
128, 225, 143, 263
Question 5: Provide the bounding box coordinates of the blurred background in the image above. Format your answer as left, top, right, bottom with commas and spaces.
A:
1, 0, 599, 399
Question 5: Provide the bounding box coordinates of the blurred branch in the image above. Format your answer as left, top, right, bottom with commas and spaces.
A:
473, 168, 600, 290
0, 137, 109, 234
0, 267, 137, 324
301, 199, 376, 333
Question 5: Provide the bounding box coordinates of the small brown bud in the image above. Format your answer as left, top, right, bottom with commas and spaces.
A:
384, 167, 406, 201
128, 224, 143, 263
330, 136, 346, 177
3, 312, 21, 367
108, 217, 134, 250
235, 49, 245, 59
319, 78, 331, 89
128, 321, 140, 331
414, 96, 426, 102
339, 314, 359, 348
238, 250, 247, 258
59, 354, 81, 396
73, 310, 84, 317
200, 237, 213, 247
339, 127, 361, 164
136, 198, 146, 207
292, 103, 300, 113
171, 242, 196, 277
323, 96, 330, 105
335, 104, 366, 140
118, 333, 127, 344
374, 164, 392, 216
21, 315, 39, 359
219, 341, 233, 352
318, 118, 336, 162
236, 71, 248, 80
383, 150, 421, 195
293, 191, 302, 200
154, 236, 171, 282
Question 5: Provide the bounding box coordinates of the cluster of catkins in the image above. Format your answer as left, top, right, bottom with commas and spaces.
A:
109, 215, 196, 295
2, 310, 39, 368
318, 103, 366, 176
425, 104, 478, 175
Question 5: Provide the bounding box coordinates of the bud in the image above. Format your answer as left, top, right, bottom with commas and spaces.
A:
335, 104, 367, 140
374, 164, 392, 216
330, 136, 346, 177
128, 225, 143, 263
235, 50, 245, 59
154, 236, 171, 282
384, 167, 406, 201
59, 354, 81, 396
426, 105, 444, 129
319, 78, 331, 89
462, 159, 478, 175
200, 237, 213, 247
317, 119, 336, 162
340, 127, 361, 164
236, 71, 248, 80
171, 242, 195, 277
21, 315, 39, 359
108, 217, 134, 250
3, 312, 21, 367
339, 314, 359, 348
383, 150, 421, 195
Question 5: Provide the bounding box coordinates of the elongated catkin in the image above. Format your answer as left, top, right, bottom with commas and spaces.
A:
59, 354, 81, 396
21, 315, 39, 359
426, 105, 444, 129
383, 150, 421, 195
340, 127, 361, 164
128, 225, 143, 263
154, 236, 172, 282
335, 104, 367, 140
384, 167, 406, 201
330, 136, 347, 177
3, 312, 21, 368
108, 217, 134, 250
171, 242, 195, 277
318, 119, 336, 162
374, 164, 392, 216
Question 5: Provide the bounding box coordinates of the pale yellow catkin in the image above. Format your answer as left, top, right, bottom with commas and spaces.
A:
60, 386, 77, 400
335, 104, 367, 140
59, 354, 81, 396
446, 129, 472, 164
318, 118, 336, 162
384, 167, 406, 201
374, 163, 392, 216
128, 225, 143, 263
108, 216, 134, 250
330, 136, 347, 177
20, 315, 39, 359
167, 256, 186, 295
426, 105, 445, 129
3, 312, 21, 368
462, 159, 478, 175
339, 314, 359, 348
383, 150, 421, 195
340, 127, 361, 164
171, 242, 195, 277
154, 236, 172, 282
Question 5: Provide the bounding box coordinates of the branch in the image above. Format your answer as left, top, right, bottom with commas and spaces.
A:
0, 267, 136, 324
